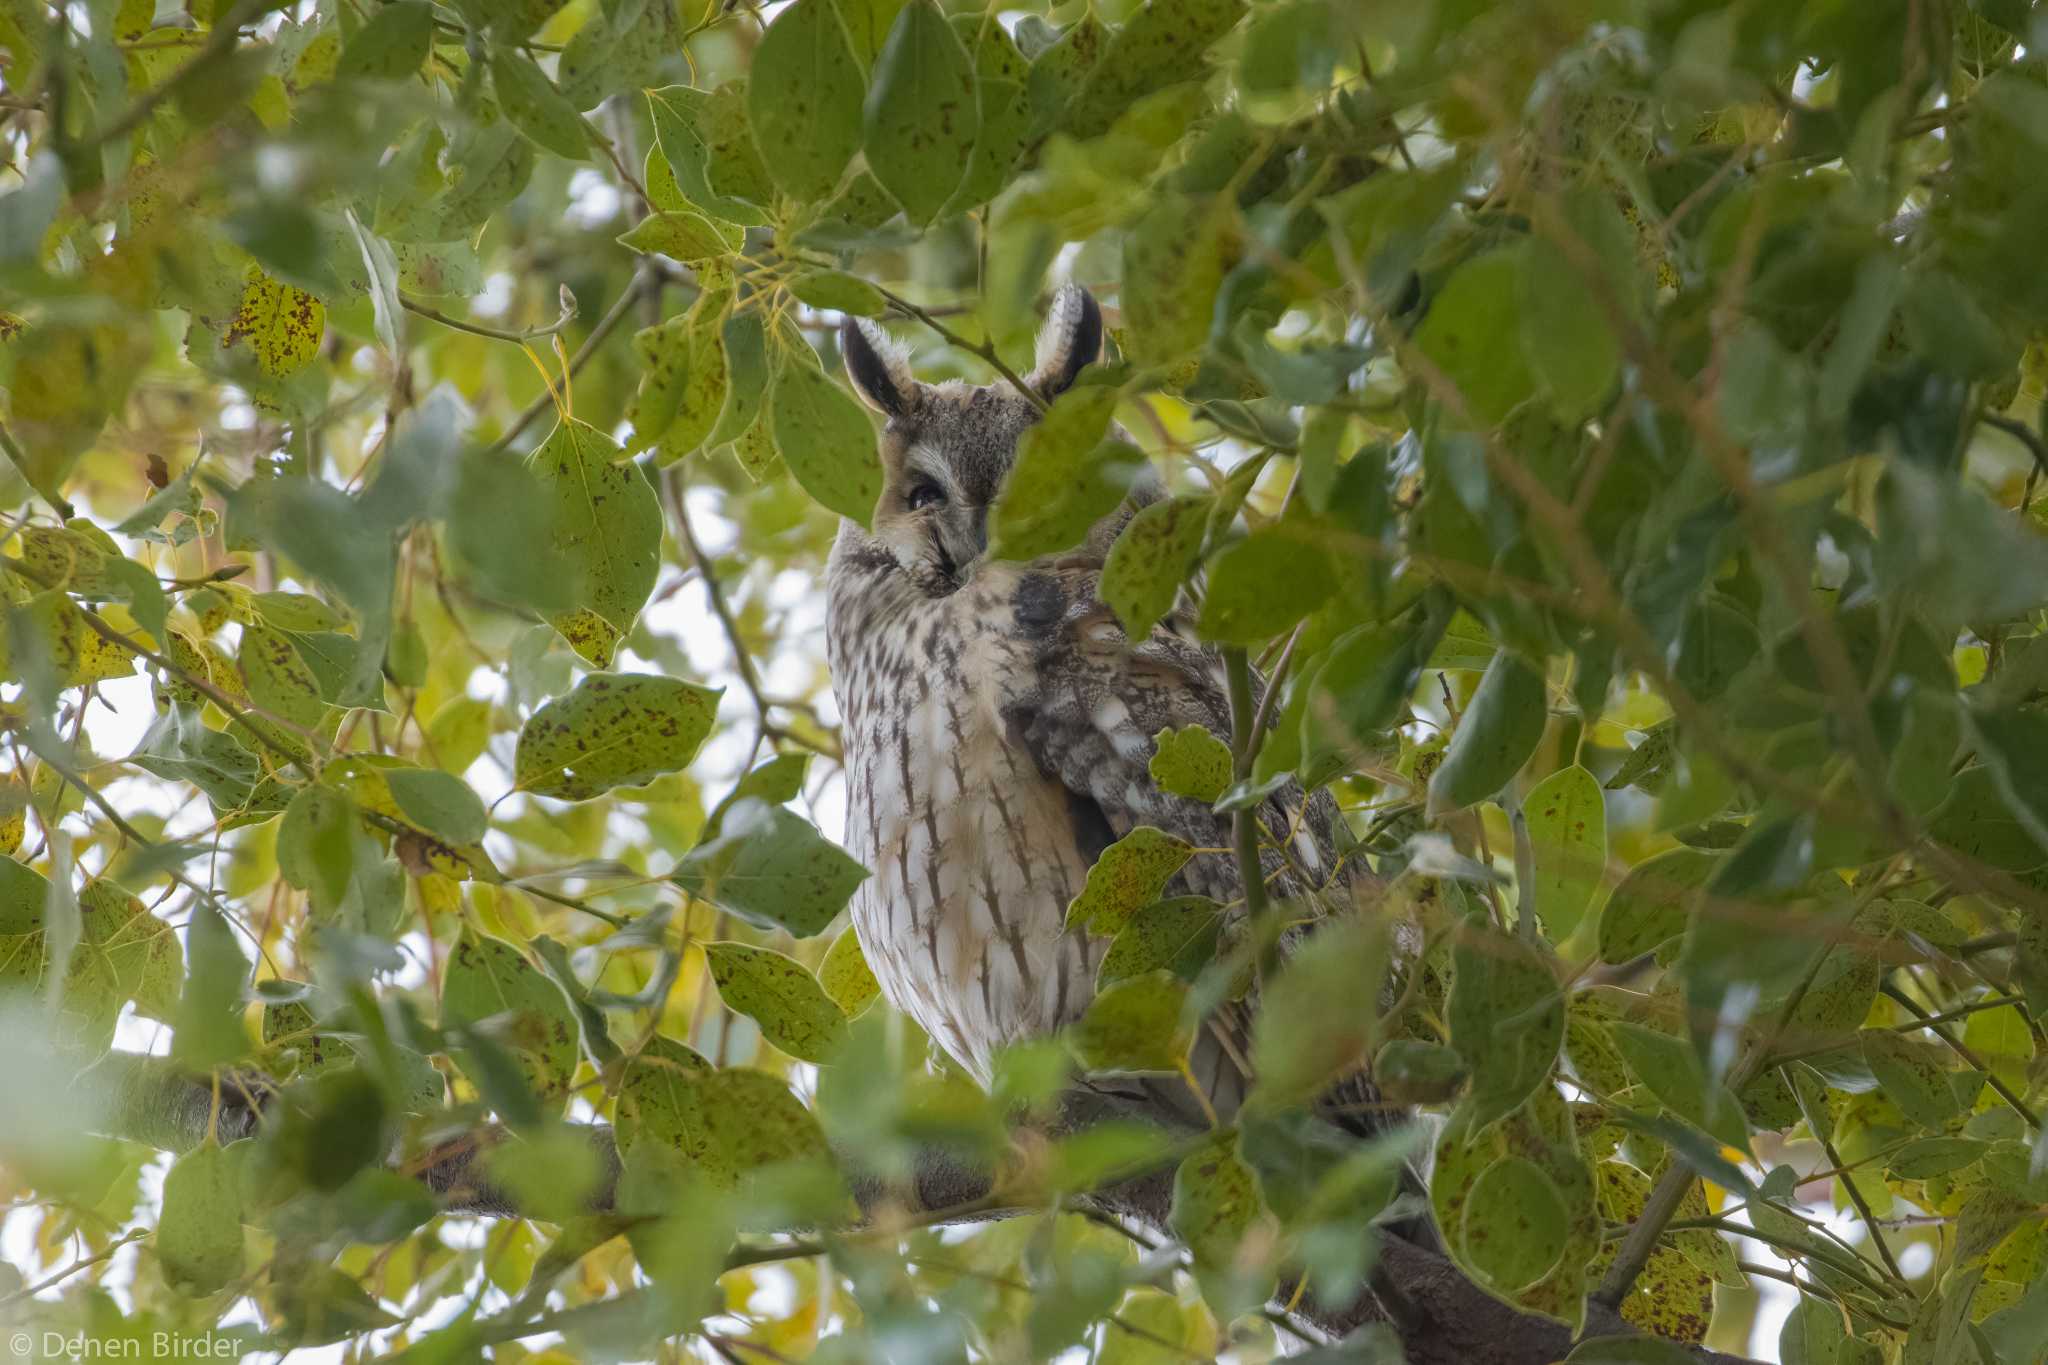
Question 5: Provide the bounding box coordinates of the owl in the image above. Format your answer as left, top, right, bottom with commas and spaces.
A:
826, 285, 1389, 1137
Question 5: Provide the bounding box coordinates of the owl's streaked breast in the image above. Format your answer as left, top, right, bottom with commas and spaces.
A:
827, 561, 1101, 1082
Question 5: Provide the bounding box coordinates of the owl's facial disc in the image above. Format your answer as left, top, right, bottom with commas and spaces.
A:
873, 447, 990, 595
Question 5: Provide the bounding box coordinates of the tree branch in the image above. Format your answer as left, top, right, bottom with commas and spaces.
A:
86, 1053, 1762, 1365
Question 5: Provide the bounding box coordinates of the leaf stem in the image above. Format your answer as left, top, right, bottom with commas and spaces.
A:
399, 289, 578, 345
1224, 648, 1267, 926
483, 269, 657, 458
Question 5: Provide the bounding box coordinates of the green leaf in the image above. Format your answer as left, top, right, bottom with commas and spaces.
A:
383, 768, 487, 846
646, 85, 774, 226
768, 359, 885, 525
1448, 917, 1564, 1128
670, 1067, 831, 1189
1064, 826, 1194, 935
1523, 765, 1607, 944
1596, 848, 1718, 963
1461, 1154, 1567, 1295
171, 903, 251, 1070
818, 925, 881, 1018
525, 420, 662, 667
1375, 1038, 1469, 1106
703, 940, 848, 1064
749, 0, 867, 202
672, 798, 869, 938
491, 49, 590, 160
442, 929, 583, 1109
616, 209, 743, 262
1071, 969, 1190, 1072
1247, 913, 1387, 1109
1095, 895, 1223, 988
514, 672, 722, 801
0, 856, 52, 935
336, 0, 432, 82
1168, 1128, 1276, 1319
1061, 0, 1248, 139
1414, 246, 1540, 426
278, 786, 356, 912
862, 0, 978, 225
556, 0, 679, 110
616, 1036, 713, 1157
1101, 494, 1212, 638
987, 384, 1137, 559
1121, 194, 1230, 367
1428, 650, 1548, 815
1195, 526, 1333, 645
1148, 724, 1232, 804
157, 1144, 244, 1295
786, 268, 887, 317
1860, 1029, 1959, 1131
628, 294, 731, 463
1521, 191, 1637, 418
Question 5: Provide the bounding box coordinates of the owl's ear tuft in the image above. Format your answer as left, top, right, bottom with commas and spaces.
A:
1028, 284, 1103, 400
841, 317, 920, 417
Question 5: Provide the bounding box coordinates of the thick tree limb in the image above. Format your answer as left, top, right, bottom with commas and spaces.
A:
85, 1054, 1762, 1365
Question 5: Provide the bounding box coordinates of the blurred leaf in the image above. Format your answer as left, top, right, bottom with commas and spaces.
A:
1072, 969, 1190, 1072
818, 925, 880, 1018
1101, 495, 1212, 638
492, 49, 591, 161
988, 385, 1138, 559
1428, 650, 1548, 815
158, 1144, 245, 1295
1448, 917, 1563, 1128
1523, 765, 1606, 944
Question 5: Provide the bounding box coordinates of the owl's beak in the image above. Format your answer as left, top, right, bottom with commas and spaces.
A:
935, 505, 988, 582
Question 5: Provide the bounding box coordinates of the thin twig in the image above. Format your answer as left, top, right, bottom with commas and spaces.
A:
400, 289, 578, 345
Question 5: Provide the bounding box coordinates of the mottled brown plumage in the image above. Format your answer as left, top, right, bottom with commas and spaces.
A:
826, 286, 1386, 1135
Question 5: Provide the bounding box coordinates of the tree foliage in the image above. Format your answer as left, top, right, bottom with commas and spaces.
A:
3, 0, 2048, 1362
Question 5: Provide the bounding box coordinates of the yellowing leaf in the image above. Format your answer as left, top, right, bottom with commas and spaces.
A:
224, 266, 326, 376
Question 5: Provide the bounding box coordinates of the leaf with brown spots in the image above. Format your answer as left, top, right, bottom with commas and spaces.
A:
1064, 825, 1194, 936
768, 355, 884, 526
526, 419, 662, 667
672, 795, 868, 938
1148, 723, 1232, 804
1169, 1128, 1278, 1320
862, 0, 978, 225
1059, 0, 1247, 140
818, 925, 880, 1018
703, 940, 848, 1064
1461, 1154, 1567, 1294
441, 929, 582, 1111
1071, 969, 1190, 1073
1101, 494, 1212, 638
1523, 763, 1607, 945
515, 671, 721, 802
748, 0, 867, 202
223, 266, 325, 377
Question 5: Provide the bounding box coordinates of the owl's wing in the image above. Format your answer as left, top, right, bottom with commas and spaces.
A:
993, 554, 1395, 1136
995, 554, 1353, 909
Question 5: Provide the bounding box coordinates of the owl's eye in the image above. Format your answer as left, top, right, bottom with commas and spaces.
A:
906, 482, 947, 511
